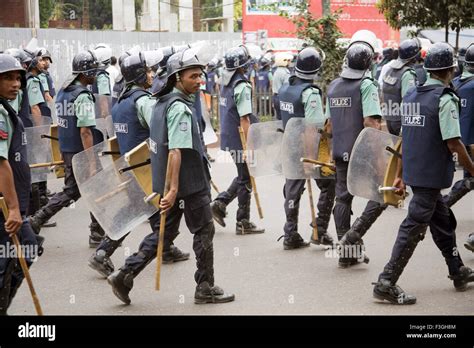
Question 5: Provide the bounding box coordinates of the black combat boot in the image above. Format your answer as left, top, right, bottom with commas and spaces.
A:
465, 233, 474, 252
279, 233, 310, 250
89, 222, 105, 248
27, 208, 52, 235
372, 278, 417, 305
235, 219, 265, 235
449, 266, 474, 291
210, 200, 227, 227
107, 269, 134, 305
194, 281, 235, 304
162, 245, 190, 264
309, 222, 334, 246
88, 250, 115, 278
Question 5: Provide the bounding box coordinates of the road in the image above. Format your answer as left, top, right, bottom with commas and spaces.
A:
9, 148, 474, 315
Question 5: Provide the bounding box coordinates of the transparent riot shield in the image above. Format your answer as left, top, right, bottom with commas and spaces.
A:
347, 127, 408, 207
72, 143, 157, 240
246, 120, 283, 177
25, 123, 52, 183
281, 118, 322, 179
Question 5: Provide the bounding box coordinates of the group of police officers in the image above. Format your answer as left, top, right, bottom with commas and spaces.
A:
0, 29, 473, 314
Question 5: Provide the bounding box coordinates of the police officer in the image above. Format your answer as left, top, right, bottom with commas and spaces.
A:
256, 56, 272, 115
442, 44, 474, 253
108, 49, 235, 305
27, 50, 106, 247
35, 48, 55, 102
210, 45, 264, 235
4, 49, 33, 128
278, 47, 335, 249
26, 52, 51, 125
91, 43, 112, 96
272, 52, 292, 120
0, 54, 39, 314
373, 43, 474, 304
88, 51, 189, 277
326, 42, 385, 268
454, 47, 467, 78
382, 38, 421, 135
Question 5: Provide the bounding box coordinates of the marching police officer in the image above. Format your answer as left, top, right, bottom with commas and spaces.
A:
26, 52, 51, 125
382, 38, 421, 135
27, 50, 107, 247
326, 42, 386, 268
373, 43, 474, 304
272, 52, 292, 120
442, 44, 474, 253
0, 54, 38, 314
4, 49, 33, 128
210, 45, 264, 235
277, 47, 335, 249
89, 51, 189, 277
92, 43, 112, 96
108, 49, 235, 305
36, 48, 55, 102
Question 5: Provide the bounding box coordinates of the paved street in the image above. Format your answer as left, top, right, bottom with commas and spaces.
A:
10, 148, 474, 315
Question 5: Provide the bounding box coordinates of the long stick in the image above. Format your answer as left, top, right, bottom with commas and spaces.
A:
155, 152, 173, 291
0, 198, 43, 315
210, 180, 220, 195
306, 179, 318, 241
238, 127, 263, 219
29, 160, 64, 169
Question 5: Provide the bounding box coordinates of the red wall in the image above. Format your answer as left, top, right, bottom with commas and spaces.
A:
242, 0, 399, 46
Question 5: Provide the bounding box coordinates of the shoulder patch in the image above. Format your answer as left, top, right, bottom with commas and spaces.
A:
179, 121, 189, 132
450, 108, 458, 119
0, 121, 9, 140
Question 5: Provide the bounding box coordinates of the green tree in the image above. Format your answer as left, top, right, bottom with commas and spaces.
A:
280, 2, 345, 92
39, 0, 55, 28
377, 0, 474, 50
234, 0, 242, 32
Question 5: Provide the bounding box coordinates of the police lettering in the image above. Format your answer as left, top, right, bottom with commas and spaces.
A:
461, 99, 467, 108
402, 115, 425, 127
330, 97, 351, 108
114, 123, 128, 134
149, 139, 157, 154
383, 75, 398, 85
280, 101, 294, 114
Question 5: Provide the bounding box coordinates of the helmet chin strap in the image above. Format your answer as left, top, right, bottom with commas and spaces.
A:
176, 73, 193, 95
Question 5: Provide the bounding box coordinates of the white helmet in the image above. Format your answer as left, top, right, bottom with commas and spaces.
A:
349, 30, 378, 53
94, 43, 112, 66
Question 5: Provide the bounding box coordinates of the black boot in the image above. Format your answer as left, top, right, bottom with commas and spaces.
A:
279, 233, 310, 250
309, 222, 334, 246
235, 219, 265, 235
162, 245, 190, 264
89, 222, 105, 248
107, 269, 134, 305
449, 266, 474, 291
210, 200, 227, 227
27, 208, 52, 235
465, 233, 474, 252
194, 281, 235, 304
88, 250, 115, 278
372, 279, 416, 305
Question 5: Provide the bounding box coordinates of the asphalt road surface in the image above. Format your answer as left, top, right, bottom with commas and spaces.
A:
9, 148, 474, 315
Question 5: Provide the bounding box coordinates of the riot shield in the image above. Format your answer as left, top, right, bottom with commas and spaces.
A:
246, 120, 283, 177
72, 143, 157, 240
25, 124, 52, 183
347, 128, 407, 207
123, 140, 160, 209
94, 94, 114, 137
200, 93, 217, 146
281, 118, 323, 179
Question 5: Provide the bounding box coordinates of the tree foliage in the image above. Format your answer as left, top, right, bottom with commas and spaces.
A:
377, 0, 474, 50
280, 2, 345, 91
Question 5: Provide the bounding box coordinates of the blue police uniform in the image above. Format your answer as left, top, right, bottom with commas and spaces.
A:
279, 76, 335, 244
378, 80, 467, 286
0, 99, 38, 315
